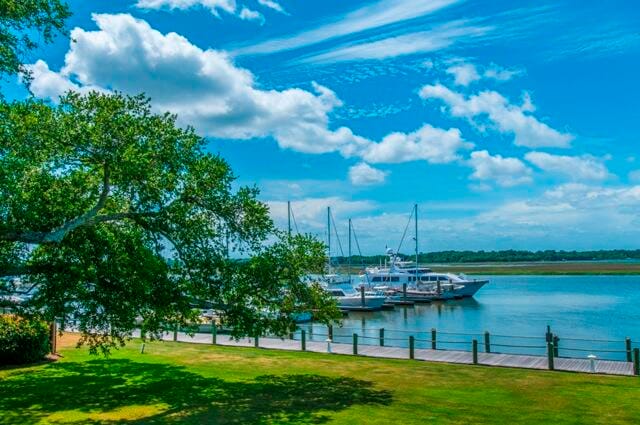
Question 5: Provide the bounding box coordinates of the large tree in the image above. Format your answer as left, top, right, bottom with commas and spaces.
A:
0, 0, 70, 81
0, 92, 339, 353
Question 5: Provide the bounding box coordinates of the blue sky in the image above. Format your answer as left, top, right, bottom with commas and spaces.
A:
10, 0, 640, 254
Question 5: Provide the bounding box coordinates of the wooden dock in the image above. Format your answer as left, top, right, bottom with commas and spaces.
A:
160, 331, 636, 377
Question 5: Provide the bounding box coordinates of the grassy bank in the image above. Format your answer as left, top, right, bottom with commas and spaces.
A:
1, 335, 640, 424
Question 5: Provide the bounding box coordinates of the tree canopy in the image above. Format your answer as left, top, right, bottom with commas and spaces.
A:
0, 92, 339, 353
0, 0, 70, 80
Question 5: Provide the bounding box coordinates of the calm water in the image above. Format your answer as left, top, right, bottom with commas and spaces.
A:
300, 275, 640, 360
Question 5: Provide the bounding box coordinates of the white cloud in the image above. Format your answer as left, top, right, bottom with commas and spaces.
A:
525, 152, 611, 181
348, 163, 388, 186
136, 0, 236, 16
630, 170, 640, 182
28, 14, 473, 168
362, 124, 473, 164
484, 64, 522, 81
446, 63, 480, 86
30, 14, 370, 157
298, 21, 491, 64
268, 197, 377, 234
257, 0, 286, 14
235, 0, 461, 55
446, 61, 522, 86
267, 183, 640, 252
238, 7, 263, 23
468, 150, 533, 187
420, 84, 573, 148
22, 60, 104, 99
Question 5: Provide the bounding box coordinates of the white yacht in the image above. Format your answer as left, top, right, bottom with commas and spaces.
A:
324, 287, 387, 311
361, 250, 488, 302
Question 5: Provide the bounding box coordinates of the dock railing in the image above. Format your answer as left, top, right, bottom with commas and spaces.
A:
288, 324, 639, 368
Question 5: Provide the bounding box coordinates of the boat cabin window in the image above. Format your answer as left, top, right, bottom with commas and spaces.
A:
327, 289, 345, 296
371, 276, 382, 282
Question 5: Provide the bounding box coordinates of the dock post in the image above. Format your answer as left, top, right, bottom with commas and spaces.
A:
626, 338, 632, 362
173, 325, 178, 342
328, 325, 333, 341
484, 331, 491, 353
301, 330, 306, 351
431, 328, 437, 350
547, 342, 555, 370
409, 336, 415, 359
380, 328, 385, 347
545, 325, 552, 343
403, 283, 407, 300
353, 333, 358, 355
360, 286, 365, 307
254, 335, 259, 348
553, 335, 559, 357
634, 348, 640, 376
212, 322, 217, 345
472, 339, 478, 365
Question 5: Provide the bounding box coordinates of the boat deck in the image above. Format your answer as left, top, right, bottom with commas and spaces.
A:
159, 331, 636, 377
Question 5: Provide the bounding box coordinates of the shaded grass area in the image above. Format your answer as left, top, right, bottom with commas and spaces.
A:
1, 335, 640, 424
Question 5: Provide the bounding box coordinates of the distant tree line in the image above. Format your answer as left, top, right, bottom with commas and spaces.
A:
331, 250, 640, 265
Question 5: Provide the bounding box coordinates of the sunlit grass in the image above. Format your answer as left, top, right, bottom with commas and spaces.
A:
1, 334, 639, 424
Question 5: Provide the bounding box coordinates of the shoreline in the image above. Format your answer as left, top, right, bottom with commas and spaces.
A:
430, 261, 640, 275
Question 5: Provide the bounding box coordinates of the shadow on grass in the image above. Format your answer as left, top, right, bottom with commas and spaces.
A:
0, 358, 392, 424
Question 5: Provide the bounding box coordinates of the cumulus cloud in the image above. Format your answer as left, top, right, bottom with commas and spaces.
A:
362, 124, 473, 164
468, 150, 533, 187
27, 14, 472, 167
239, 7, 264, 23
29, 14, 369, 156
23, 60, 106, 99
446, 63, 480, 86
420, 84, 573, 148
525, 152, 611, 181
348, 163, 388, 186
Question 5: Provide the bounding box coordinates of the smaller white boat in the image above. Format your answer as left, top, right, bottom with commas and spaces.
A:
325, 287, 387, 311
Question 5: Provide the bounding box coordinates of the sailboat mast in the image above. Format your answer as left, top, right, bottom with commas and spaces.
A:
415, 203, 419, 268
287, 200, 291, 237
348, 218, 352, 282
327, 206, 331, 271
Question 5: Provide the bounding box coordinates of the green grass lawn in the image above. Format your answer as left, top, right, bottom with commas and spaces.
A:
1, 335, 640, 424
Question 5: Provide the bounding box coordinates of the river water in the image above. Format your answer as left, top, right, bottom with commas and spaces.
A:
299, 275, 640, 361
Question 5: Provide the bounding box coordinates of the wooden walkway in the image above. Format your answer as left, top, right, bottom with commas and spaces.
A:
158, 331, 636, 377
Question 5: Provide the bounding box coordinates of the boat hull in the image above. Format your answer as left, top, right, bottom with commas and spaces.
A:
337, 296, 387, 310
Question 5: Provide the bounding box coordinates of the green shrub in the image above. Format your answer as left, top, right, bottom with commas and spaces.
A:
0, 315, 50, 365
